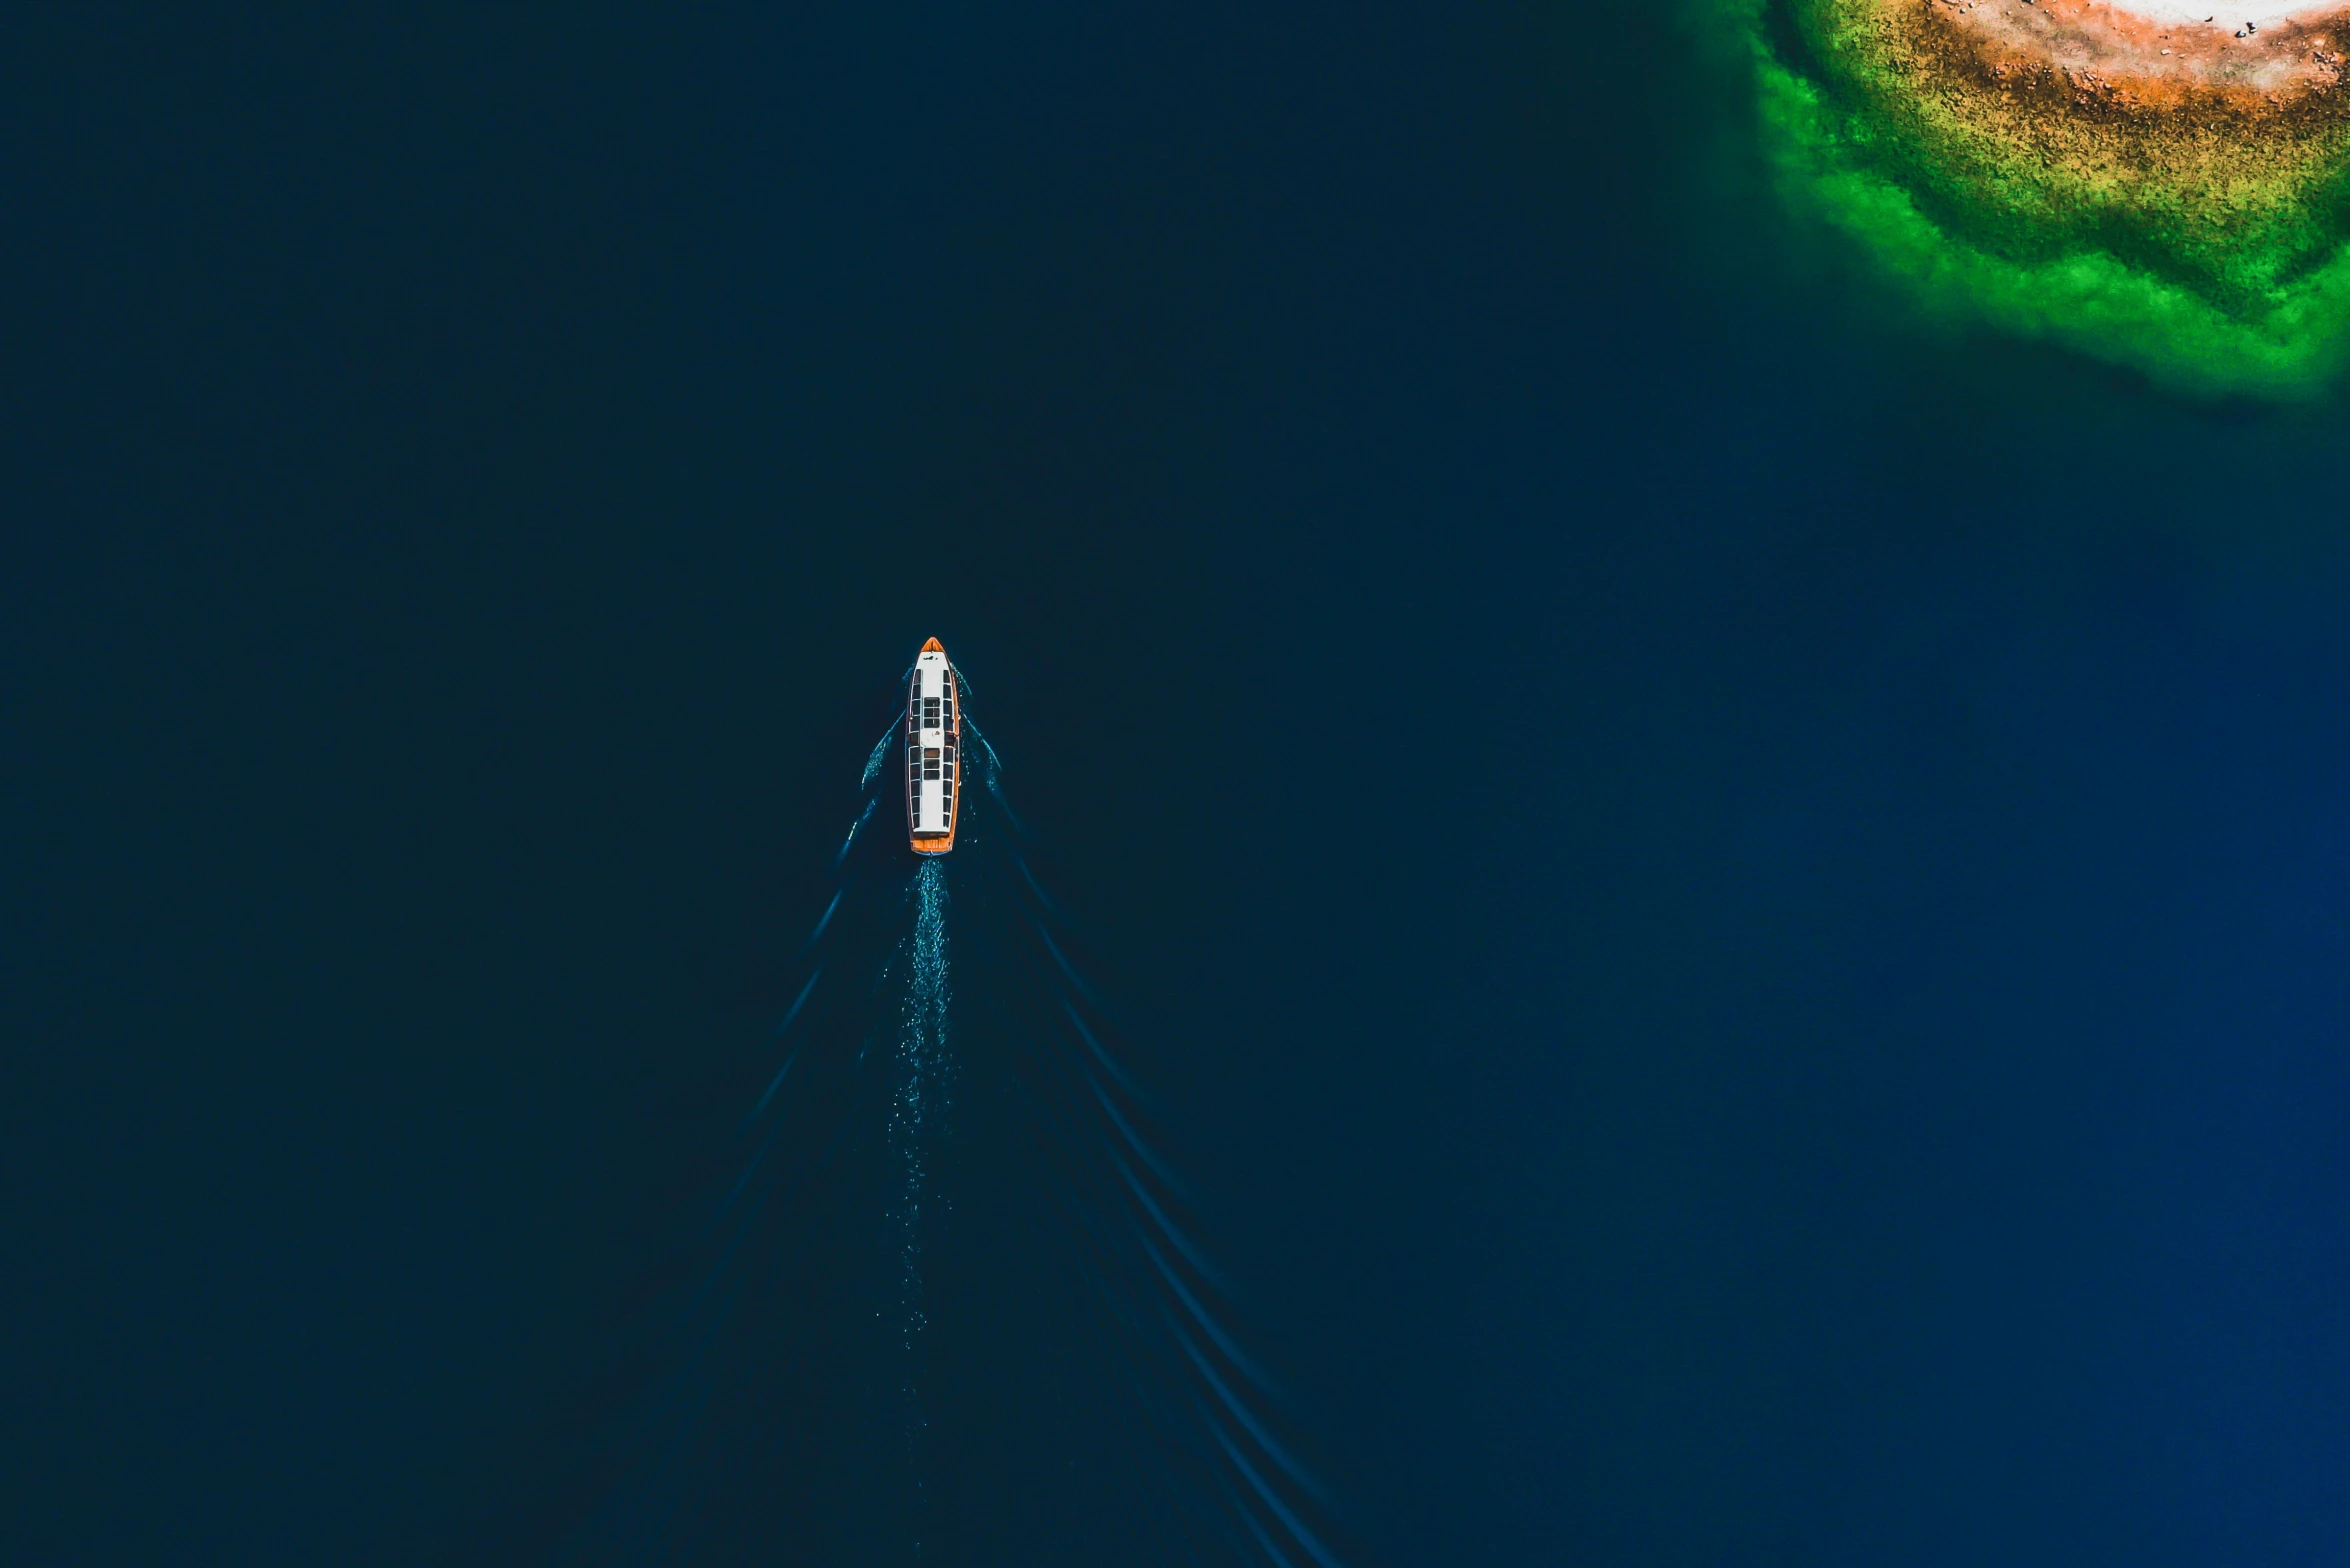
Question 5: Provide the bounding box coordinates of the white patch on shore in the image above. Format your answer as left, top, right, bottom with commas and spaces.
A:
2105, 0, 2326, 27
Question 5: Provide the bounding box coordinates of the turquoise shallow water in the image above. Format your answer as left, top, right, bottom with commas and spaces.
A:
8, 5, 2350, 1565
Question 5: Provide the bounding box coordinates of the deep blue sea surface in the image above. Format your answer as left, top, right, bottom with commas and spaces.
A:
9, 6, 2350, 1565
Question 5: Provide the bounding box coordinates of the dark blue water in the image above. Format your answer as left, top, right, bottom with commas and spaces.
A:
9, 6, 2350, 1565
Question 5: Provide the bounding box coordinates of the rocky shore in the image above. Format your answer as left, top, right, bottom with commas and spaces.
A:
1943, 0, 2350, 96
1794, 0, 2350, 299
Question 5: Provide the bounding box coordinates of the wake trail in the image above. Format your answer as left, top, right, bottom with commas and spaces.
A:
1038, 925, 1102, 1004
895, 860, 952, 1350
861, 721, 897, 790
749, 971, 821, 1120
960, 715, 1028, 836
1165, 1307, 1331, 1508
1016, 851, 1066, 919
892, 856, 951, 1556
595, 680, 1351, 1568
614, 1100, 874, 1568
1077, 1053, 1189, 1197
1106, 1138, 1232, 1306
992, 808, 1350, 1568
1016, 1086, 1241, 1563
833, 797, 876, 868
798, 889, 842, 956
1069, 1248, 1245, 1566
1062, 995, 1140, 1095
1205, 1410, 1346, 1568
1132, 1218, 1270, 1392
1001, 916, 1323, 1555
1006, 994, 1326, 1568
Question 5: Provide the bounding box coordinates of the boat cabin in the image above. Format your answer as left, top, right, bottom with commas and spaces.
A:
906, 639, 959, 854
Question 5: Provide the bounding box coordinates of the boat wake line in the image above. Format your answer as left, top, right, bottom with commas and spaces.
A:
892, 853, 949, 1518
555, 662, 1356, 1568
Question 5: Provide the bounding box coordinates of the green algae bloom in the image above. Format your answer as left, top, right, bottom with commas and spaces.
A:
1739, 0, 2350, 395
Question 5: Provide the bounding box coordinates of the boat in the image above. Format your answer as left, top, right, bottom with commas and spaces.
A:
906, 638, 961, 855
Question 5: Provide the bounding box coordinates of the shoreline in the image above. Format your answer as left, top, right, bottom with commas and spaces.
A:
1748, 0, 2350, 391
1790, 0, 2350, 289
1941, 0, 2350, 94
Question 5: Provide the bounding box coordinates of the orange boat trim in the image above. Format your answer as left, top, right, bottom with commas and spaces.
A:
907, 639, 959, 855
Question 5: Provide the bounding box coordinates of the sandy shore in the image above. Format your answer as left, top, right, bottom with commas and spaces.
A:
2115, 0, 2317, 23
1943, 0, 2350, 92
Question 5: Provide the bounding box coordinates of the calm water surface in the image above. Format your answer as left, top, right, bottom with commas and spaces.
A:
7, 6, 2349, 1565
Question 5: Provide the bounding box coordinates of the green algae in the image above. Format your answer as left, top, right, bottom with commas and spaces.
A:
1741, 0, 2350, 395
